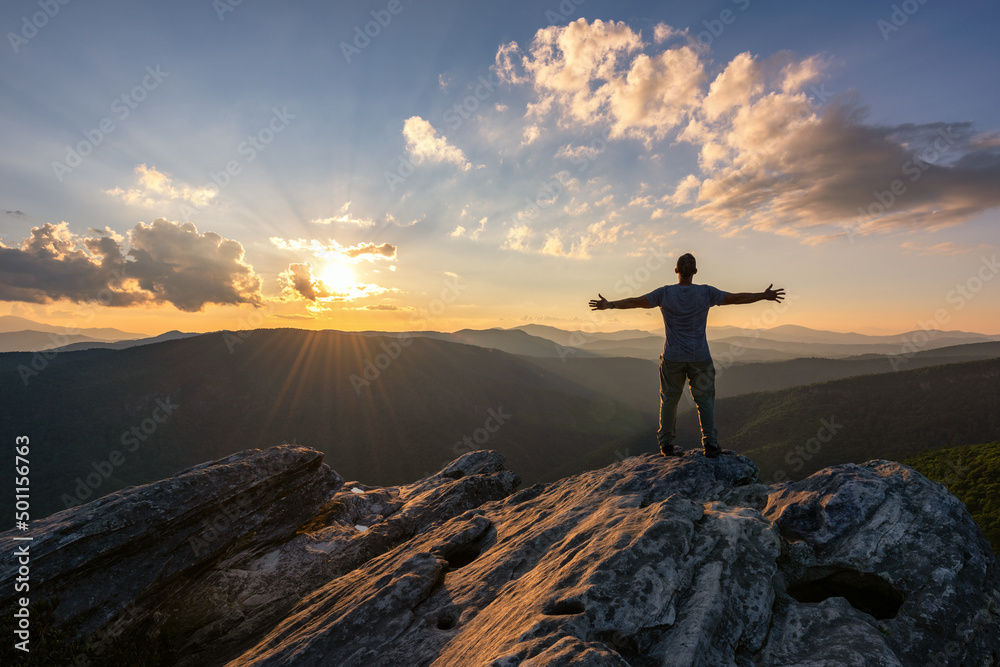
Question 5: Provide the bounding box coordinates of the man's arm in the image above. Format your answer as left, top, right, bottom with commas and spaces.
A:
589, 293, 654, 310
721, 284, 785, 305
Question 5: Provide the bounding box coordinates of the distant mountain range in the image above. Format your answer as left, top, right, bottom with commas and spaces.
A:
0, 315, 168, 353
4, 314, 996, 359
0, 330, 109, 352
47, 329, 199, 352
0, 315, 146, 340
513, 323, 656, 345
376, 324, 999, 363
517, 325, 998, 362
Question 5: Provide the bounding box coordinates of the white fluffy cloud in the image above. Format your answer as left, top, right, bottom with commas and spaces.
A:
104, 164, 217, 208
270, 237, 397, 262
497, 19, 703, 141
512, 218, 623, 259
403, 116, 471, 170
502, 224, 533, 251
494, 18, 1000, 241
310, 202, 376, 227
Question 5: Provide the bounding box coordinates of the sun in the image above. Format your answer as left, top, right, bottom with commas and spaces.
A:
319, 261, 356, 295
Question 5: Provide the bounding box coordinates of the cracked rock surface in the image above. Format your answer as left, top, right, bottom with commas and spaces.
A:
230, 451, 998, 666
3, 446, 997, 666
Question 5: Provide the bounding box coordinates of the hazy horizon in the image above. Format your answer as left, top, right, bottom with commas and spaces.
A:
4, 312, 1000, 343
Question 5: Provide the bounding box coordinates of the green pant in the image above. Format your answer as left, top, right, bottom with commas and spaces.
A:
658, 357, 718, 451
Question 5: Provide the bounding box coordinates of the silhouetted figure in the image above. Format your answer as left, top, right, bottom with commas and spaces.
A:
589, 253, 785, 458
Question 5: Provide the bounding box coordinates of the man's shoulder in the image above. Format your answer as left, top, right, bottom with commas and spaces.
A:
673, 283, 720, 293
644, 284, 669, 302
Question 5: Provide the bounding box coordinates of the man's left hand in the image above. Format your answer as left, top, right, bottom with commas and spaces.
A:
589, 293, 610, 310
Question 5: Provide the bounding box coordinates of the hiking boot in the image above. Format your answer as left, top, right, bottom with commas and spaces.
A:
660, 444, 685, 457
703, 445, 723, 458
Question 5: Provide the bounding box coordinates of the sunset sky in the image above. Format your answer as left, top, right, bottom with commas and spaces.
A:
2, 0, 999, 337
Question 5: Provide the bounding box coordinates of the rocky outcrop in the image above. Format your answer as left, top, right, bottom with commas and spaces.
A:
0, 445, 520, 665
0, 445, 339, 641
763, 461, 1000, 666
2, 446, 997, 666
164, 449, 520, 665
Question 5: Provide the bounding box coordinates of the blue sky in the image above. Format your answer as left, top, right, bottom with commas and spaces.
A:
2, 0, 999, 335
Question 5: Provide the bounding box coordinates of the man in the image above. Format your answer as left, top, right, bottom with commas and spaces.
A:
589, 253, 785, 458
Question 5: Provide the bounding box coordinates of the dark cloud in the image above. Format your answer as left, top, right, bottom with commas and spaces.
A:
125, 219, 262, 311
4, 210, 26, 217
280, 262, 330, 301
365, 303, 400, 311
688, 108, 1000, 240
0, 218, 263, 311
344, 242, 397, 259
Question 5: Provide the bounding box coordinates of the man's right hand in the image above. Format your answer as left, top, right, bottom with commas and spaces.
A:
764, 284, 785, 302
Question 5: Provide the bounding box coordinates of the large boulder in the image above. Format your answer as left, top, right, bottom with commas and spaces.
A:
763, 460, 1000, 666
0, 444, 520, 665
3, 446, 996, 666
0, 445, 339, 640
165, 449, 520, 665
230, 452, 999, 666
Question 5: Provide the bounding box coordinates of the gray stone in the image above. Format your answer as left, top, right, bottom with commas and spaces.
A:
763, 460, 1000, 666
0, 445, 339, 639
166, 447, 520, 665
4, 446, 997, 667
230, 452, 998, 667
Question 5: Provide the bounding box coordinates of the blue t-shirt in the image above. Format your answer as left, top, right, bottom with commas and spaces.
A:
643, 284, 727, 361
